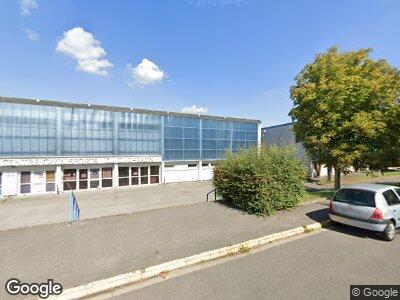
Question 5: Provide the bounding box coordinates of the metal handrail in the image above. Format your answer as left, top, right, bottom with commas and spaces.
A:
206, 188, 217, 202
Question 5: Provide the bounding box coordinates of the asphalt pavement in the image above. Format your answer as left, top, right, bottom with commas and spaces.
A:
0, 200, 327, 299
116, 224, 400, 300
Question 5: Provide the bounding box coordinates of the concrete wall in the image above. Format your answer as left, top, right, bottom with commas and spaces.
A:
162, 161, 214, 184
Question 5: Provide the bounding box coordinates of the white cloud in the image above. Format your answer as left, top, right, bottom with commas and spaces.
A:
23, 28, 38, 41
20, 0, 38, 15
181, 105, 208, 114
56, 27, 113, 76
127, 58, 165, 86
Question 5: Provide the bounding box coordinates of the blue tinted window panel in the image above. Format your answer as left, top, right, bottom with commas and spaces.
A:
184, 150, 200, 160
202, 150, 216, 160
183, 139, 199, 150
164, 150, 184, 160
202, 129, 215, 139
165, 139, 183, 150
202, 139, 216, 150
183, 128, 200, 139
233, 131, 245, 140
215, 130, 230, 139
165, 127, 182, 139
246, 131, 258, 141
216, 140, 230, 149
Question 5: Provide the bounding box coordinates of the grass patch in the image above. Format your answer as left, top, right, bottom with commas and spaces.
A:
303, 225, 313, 233
238, 245, 250, 254
381, 170, 400, 177
302, 189, 335, 202
314, 170, 400, 187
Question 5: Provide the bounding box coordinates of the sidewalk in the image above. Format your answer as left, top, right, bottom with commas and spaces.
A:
0, 199, 328, 298
2, 175, 398, 231
0, 181, 213, 230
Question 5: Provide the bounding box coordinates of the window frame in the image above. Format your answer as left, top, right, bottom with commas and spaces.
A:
383, 189, 400, 206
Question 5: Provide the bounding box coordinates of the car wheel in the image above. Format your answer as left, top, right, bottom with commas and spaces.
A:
383, 222, 396, 241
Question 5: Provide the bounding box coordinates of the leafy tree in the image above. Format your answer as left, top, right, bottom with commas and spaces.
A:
289, 47, 400, 189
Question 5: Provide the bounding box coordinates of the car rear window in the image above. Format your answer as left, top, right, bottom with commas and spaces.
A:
334, 189, 375, 207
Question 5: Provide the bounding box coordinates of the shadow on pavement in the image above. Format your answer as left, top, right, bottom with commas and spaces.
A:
326, 223, 385, 241
306, 208, 385, 241
306, 208, 329, 223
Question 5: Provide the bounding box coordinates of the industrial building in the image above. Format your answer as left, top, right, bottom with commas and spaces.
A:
0, 97, 260, 197
261, 122, 305, 157
261, 122, 330, 177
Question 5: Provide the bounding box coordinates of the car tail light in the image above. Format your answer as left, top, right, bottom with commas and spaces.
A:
329, 201, 335, 213
370, 208, 383, 220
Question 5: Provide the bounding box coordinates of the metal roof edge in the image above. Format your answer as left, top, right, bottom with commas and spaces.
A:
0, 96, 261, 124
262, 121, 295, 130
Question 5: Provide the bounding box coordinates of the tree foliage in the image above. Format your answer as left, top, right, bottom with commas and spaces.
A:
213, 145, 306, 216
289, 47, 400, 174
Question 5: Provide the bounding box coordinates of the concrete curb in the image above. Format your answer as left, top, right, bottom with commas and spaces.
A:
51, 220, 330, 300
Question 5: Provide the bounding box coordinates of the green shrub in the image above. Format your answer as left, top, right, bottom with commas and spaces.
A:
213, 145, 306, 216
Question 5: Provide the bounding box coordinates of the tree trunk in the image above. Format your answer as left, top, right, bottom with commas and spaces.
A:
312, 162, 321, 177
334, 167, 341, 190
327, 165, 332, 182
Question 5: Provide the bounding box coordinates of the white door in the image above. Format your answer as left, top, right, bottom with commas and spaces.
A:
2, 172, 18, 196
31, 171, 45, 194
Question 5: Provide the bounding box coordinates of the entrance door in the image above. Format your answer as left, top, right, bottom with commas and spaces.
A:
79, 169, 88, 189
31, 171, 45, 194
140, 167, 148, 184
63, 169, 77, 191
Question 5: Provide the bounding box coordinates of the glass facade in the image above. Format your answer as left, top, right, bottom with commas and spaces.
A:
232, 121, 259, 152
118, 112, 161, 155
0, 102, 57, 156
202, 119, 231, 160
164, 116, 200, 160
62, 108, 114, 155
0, 101, 258, 160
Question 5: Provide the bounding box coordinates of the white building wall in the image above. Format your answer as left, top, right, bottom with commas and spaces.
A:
55, 165, 63, 194
162, 161, 216, 183
0, 155, 163, 197
163, 163, 200, 183
1, 156, 226, 197
2, 171, 18, 196
199, 164, 214, 181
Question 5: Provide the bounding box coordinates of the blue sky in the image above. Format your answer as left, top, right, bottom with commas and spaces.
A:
1, 0, 399, 126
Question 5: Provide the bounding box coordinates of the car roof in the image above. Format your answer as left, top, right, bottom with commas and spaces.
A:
341, 183, 397, 192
